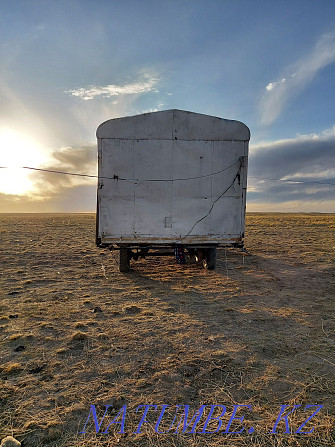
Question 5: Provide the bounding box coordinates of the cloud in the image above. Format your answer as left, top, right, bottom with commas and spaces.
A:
249, 128, 335, 178
265, 78, 286, 91
30, 145, 97, 193
247, 127, 335, 211
51, 145, 96, 170
260, 32, 335, 125
66, 74, 159, 101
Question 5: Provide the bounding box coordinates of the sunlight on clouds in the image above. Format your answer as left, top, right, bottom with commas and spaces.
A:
282, 168, 335, 180
66, 74, 159, 101
0, 129, 48, 195
250, 124, 335, 153
260, 32, 335, 126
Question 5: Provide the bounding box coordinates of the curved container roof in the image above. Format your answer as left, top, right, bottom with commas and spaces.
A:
97, 109, 250, 141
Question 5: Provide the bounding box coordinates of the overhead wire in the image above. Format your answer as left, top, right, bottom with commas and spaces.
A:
0, 166, 334, 186
249, 176, 335, 186
21, 166, 98, 179
16, 161, 240, 182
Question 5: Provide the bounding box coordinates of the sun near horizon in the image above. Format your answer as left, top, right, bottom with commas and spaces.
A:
0, 128, 48, 196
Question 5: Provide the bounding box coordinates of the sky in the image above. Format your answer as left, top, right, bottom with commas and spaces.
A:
0, 0, 335, 213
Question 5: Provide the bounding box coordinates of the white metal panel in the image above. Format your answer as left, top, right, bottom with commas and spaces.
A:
210, 140, 245, 236
133, 139, 173, 236
97, 110, 250, 245
172, 140, 213, 236
98, 139, 134, 237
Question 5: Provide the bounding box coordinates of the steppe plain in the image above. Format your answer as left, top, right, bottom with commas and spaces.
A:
0, 213, 334, 446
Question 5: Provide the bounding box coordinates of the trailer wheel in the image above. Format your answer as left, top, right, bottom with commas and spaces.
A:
203, 247, 217, 270
119, 248, 131, 272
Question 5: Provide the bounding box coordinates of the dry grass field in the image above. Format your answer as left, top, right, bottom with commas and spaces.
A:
0, 213, 334, 446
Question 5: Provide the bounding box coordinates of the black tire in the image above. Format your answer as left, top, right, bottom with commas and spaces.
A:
186, 248, 197, 264
119, 248, 131, 272
203, 247, 217, 270
195, 248, 205, 262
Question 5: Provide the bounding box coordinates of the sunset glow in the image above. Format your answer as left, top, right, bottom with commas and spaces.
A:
0, 129, 47, 195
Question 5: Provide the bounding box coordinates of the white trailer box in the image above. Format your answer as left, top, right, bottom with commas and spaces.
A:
96, 109, 249, 271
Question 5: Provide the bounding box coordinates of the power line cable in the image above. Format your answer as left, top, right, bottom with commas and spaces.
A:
22, 166, 98, 179
249, 176, 335, 186
1, 161, 240, 182
127, 160, 240, 182
1, 166, 334, 186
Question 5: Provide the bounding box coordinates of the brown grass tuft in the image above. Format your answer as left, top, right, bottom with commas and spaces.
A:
71, 331, 88, 341
3, 362, 22, 374
9, 333, 24, 341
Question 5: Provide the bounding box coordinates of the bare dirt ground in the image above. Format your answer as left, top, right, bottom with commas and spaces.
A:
0, 213, 334, 447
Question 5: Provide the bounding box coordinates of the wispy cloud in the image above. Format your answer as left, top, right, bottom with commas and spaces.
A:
66, 74, 159, 101
265, 77, 287, 91
260, 32, 335, 125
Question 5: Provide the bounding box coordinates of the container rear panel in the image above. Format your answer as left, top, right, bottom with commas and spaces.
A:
97, 137, 247, 244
